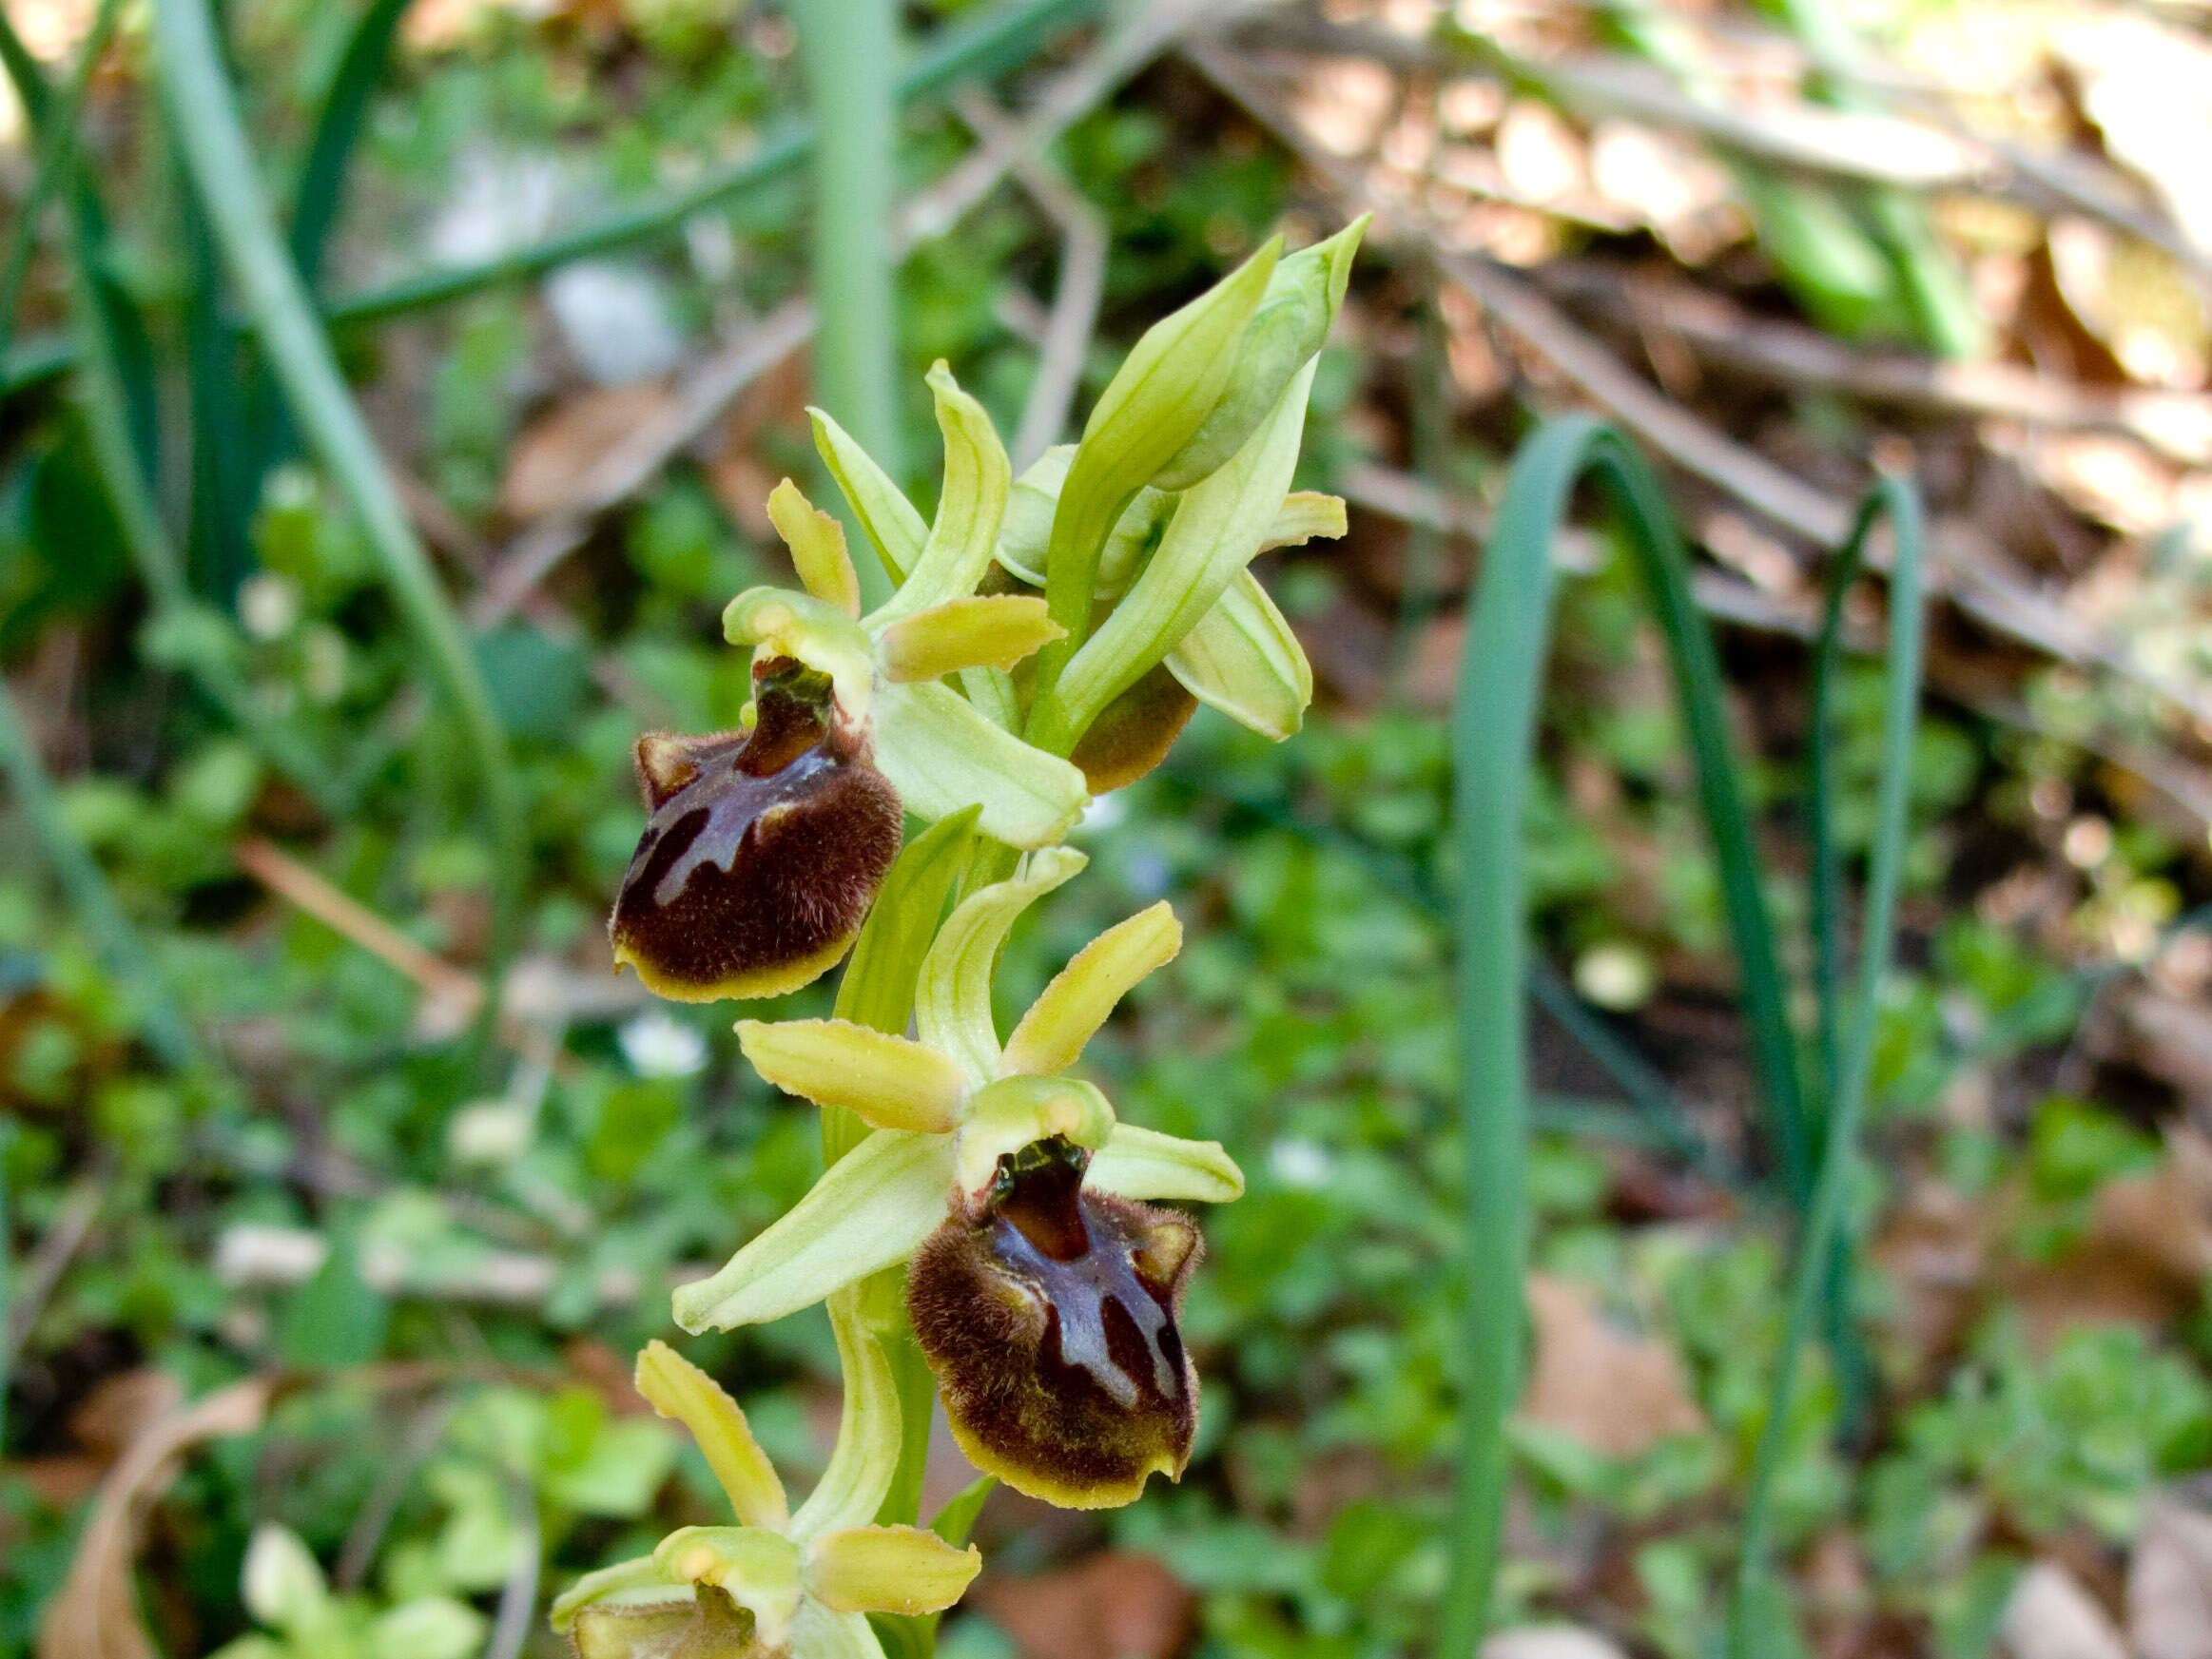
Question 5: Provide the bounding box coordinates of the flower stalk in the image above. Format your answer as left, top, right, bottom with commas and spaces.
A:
568, 223, 1363, 1657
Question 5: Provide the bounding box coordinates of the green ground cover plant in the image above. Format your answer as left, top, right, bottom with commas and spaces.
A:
4, 1, 2212, 1656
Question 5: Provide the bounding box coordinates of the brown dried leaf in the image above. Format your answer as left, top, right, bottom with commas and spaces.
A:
970, 1552, 1193, 1659
38, 1378, 271, 1659
500, 382, 678, 523
2001, 1562, 2127, 1659
2130, 1491, 2212, 1659
1519, 1273, 1704, 1458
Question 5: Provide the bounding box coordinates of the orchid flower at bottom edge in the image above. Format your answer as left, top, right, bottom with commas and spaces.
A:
550, 1291, 978, 1659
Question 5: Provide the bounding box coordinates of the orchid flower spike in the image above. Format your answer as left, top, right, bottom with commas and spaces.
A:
553, 1297, 978, 1659
672, 850, 1241, 1508
608, 363, 1090, 1003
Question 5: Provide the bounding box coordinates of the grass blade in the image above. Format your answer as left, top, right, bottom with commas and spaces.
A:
1730, 477, 1924, 1650
153, 0, 524, 1032
1441, 416, 1813, 1648
290, 0, 412, 293
0, 0, 122, 364
795, 0, 904, 613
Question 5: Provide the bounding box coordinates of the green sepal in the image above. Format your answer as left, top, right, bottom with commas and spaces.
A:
812, 406, 928, 584
1033, 238, 1282, 696
1151, 214, 1367, 492
670, 1129, 955, 1332
1165, 569, 1312, 741
1040, 358, 1318, 748
873, 362, 1009, 624
870, 682, 1088, 851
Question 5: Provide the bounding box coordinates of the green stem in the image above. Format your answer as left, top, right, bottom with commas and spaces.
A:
795, 0, 903, 614
154, 0, 523, 1034
829, 810, 979, 1555
0, 682, 200, 1072
1439, 418, 1814, 1649
0, 0, 122, 364
1729, 478, 1923, 1647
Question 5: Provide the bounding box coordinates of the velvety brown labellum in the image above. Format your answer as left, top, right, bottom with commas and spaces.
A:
609, 664, 902, 1002
907, 1137, 1201, 1510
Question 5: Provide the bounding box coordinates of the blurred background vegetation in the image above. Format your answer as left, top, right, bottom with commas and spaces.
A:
4, 0, 2212, 1655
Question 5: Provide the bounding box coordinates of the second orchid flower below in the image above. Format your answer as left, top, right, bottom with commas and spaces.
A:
672, 848, 1240, 1507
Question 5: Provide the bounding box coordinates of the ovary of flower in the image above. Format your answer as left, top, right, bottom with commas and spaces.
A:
670, 847, 1242, 1337
551, 1302, 977, 1659
718, 361, 1090, 852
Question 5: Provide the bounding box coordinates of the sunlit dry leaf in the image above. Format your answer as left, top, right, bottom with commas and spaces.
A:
2129, 1491, 2212, 1659
500, 382, 680, 522
1519, 1274, 1704, 1458
39, 1379, 272, 1659
2001, 1562, 2127, 1659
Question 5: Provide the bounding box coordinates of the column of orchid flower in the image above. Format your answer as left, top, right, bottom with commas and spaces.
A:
557, 220, 1365, 1659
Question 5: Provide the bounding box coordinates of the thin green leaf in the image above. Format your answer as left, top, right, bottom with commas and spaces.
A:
154, 0, 524, 1051
0, 0, 122, 364
1440, 417, 1818, 1650
1730, 477, 1924, 1654
289, 0, 411, 292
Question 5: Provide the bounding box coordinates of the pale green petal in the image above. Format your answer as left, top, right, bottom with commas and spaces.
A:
876, 596, 1062, 683
872, 682, 1089, 851
872, 363, 1009, 623
915, 846, 1087, 1085
671, 1130, 954, 1332
633, 1341, 789, 1530
813, 407, 927, 584
788, 1288, 901, 1542
996, 446, 1171, 601
1001, 901, 1181, 1077
805, 1525, 981, 1615
549, 1556, 673, 1632
992, 445, 1072, 587
722, 587, 876, 722
653, 1528, 802, 1648
767, 478, 862, 619
736, 1018, 969, 1133
1259, 490, 1349, 553
1039, 357, 1319, 749
1087, 1123, 1245, 1204
1165, 570, 1312, 742
790, 1601, 888, 1659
